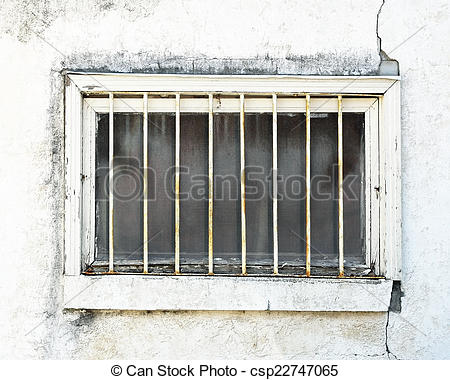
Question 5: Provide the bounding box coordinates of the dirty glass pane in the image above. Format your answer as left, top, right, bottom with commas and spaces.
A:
278, 112, 365, 269
95, 109, 365, 271
213, 113, 241, 271
147, 113, 175, 261
277, 113, 306, 265
310, 113, 365, 268
310, 113, 338, 265
179, 114, 209, 267
343, 113, 365, 264
95, 113, 144, 261
245, 113, 273, 266
95, 114, 109, 261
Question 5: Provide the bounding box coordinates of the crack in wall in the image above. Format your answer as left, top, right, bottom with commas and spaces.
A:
376, 0, 387, 60
385, 310, 399, 359
378, 2, 400, 359
376, 0, 400, 75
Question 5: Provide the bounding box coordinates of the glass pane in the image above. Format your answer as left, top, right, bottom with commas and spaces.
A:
95, 114, 109, 261
245, 113, 273, 266
310, 112, 365, 268
213, 113, 241, 271
95, 113, 144, 261
147, 113, 175, 262
310, 113, 338, 264
278, 113, 306, 266
343, 113, 365, 263
94, 108, 366, 272
180, 114, 209, 267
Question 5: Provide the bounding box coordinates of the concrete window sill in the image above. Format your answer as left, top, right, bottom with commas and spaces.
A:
63, 275, 393, 312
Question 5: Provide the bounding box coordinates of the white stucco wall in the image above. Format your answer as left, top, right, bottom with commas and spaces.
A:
0, 0, 449, 359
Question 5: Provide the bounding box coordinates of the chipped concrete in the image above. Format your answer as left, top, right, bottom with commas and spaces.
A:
0, 0, 449, 359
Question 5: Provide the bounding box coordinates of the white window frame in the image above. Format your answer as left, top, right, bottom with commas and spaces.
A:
64, 73, 400, 311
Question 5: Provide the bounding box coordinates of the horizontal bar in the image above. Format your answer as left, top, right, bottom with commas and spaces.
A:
81, 271, 385, 280
83, 91, 385, 97
84, 97, 377, 114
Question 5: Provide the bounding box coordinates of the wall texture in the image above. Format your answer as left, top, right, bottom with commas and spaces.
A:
0, 0, 449, 359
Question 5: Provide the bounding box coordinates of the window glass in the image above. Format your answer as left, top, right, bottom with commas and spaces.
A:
96, 113, 144, 261
95, 110, 365, 272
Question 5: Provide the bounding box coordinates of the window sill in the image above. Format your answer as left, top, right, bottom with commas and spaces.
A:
63, 275, 392, 312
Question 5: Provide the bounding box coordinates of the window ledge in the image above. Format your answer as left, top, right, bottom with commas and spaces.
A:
63, 275, 393, 312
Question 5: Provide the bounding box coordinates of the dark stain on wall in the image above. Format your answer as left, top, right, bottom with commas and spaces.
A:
61, 51, 379, 76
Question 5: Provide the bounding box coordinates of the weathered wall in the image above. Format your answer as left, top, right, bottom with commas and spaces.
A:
0, 0, 448, 359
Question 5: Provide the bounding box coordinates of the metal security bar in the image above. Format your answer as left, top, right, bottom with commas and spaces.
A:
208, 94, 214, 275
143, 93, 149, 274
103, 92, 357, 278
175, 93, 181, 274
272, 94, 279, 275
305, 94, 311, 277
337, 95, 344, 277
240, 94, 247, 275
108, 93, 114, 273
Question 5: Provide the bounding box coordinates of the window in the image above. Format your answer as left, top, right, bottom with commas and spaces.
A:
64, 74, 400, 311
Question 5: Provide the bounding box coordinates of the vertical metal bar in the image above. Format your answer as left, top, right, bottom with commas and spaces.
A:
364, 106, 371, 269
338, 95, 344, 277
305, 94, 311, 277
208, 94, 214, 275
272, 94, 279, 275
240, 94, 247, 275
108, 93, 114, 273
143, 93, 149, 273
175, 93, 180, 274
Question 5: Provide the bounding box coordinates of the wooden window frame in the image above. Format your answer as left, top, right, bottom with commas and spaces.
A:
64, 73, 400, 311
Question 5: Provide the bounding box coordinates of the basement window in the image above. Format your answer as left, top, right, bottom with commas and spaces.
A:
64, 73, 400, 311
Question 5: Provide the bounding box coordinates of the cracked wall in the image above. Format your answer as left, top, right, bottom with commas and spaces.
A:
0, 0, 449, 359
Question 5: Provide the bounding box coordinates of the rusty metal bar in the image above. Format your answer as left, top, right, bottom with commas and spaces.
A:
338, 95, 344, 277
143, 93, 149, 273
208, 94, 214, 274
240, 94, 247, 275
305, 94, 311, 277
272, 94, 279, 275
108, 93, 114, 273
175, 93, 180, 274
